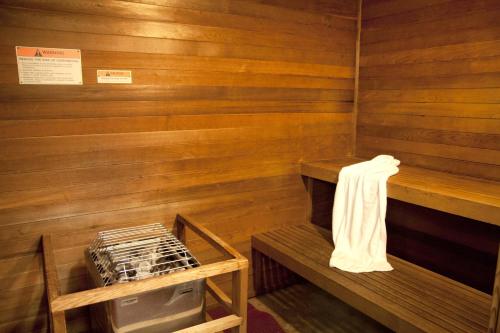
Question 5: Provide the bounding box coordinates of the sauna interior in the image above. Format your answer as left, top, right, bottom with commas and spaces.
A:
1, 0, 499, 332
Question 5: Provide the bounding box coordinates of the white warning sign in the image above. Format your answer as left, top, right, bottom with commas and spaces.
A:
16, 46, 83, 85
97, 70, 132, 84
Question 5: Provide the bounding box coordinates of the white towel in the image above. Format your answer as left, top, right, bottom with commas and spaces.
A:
329, 155, 400, 273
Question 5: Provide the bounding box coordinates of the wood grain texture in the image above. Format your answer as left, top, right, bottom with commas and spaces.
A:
490, 244, 500, 333
0, 0, 357, 331
206, 278, 232, 313
301, 158, 500, 227
175, 315, 242, 333
358, 0, 500, 180
303, 175, 500, 293
252, 224, 492, 333
44, 215, 248, 333
42, 235, 66, 333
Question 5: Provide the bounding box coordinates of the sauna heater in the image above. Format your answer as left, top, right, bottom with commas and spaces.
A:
86, 223, 205, 333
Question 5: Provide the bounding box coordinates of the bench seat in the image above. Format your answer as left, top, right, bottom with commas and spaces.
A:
301, 157, 500, 227
252, 224, 492, 333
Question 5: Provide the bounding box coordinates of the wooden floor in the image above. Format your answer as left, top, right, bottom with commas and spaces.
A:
249, 283, 391, 333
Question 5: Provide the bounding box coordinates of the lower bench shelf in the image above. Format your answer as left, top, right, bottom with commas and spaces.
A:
252, 223, 493, 333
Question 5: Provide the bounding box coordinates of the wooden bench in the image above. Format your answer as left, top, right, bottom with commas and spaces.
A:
252, 158, 500, 332
253, 224, 492, 333
301, 157, 500, 227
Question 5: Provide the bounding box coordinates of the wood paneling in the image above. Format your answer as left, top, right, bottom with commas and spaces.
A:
354, 0, 500, 305
357, 0, 500, 180
0, 0, 357, 331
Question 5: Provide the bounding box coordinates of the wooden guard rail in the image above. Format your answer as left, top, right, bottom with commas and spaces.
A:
42, 214, 249, 333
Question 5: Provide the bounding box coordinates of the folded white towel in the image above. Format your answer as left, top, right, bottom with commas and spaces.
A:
329, 155, 400, 273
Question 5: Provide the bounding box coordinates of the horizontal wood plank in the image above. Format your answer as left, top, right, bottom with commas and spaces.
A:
301, 158, 500, 226
358, 0, 500, 181
252, 224, 491, 332
0, 0, 358, 330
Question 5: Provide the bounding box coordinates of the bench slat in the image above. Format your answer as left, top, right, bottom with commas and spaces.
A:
252, 224, 491, 333
266, 226, 489, 329
290, 225, 489, 311
301, 158, 500, 226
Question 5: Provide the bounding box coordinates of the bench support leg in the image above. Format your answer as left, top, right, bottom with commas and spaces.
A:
305, 176, 314, 224
252, 249, 265, 296
489, 243, 500, 333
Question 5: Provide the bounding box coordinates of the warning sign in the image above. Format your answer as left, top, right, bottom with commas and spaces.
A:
97, 70, 132, 84
16, 46, 82, 85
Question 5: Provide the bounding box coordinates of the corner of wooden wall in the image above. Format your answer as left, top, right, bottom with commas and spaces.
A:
351, 0, 363, 157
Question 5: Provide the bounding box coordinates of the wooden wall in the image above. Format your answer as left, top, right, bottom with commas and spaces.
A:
356, 0, 500, 295
0, 0, 358, 331
357, 0, 500, 180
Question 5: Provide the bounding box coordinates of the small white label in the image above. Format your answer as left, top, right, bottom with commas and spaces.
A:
120, 297, 138, 307
97, 70, 132, 84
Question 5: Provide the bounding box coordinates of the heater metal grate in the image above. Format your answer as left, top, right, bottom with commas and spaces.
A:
89, 223, 200, 286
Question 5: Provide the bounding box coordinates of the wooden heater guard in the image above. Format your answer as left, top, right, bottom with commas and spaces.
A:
42, 214, 249, 333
